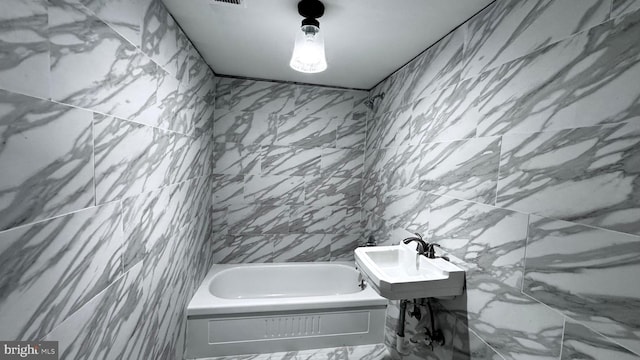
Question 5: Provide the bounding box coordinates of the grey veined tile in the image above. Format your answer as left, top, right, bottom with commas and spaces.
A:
94, 114, 198, 203
524, 215, 640, 355
227, 203, 289, 235
261, 145, 321, 177
377, 188, 431, 233
213, 142, 254, 175
0, 0, 50, 99
49, 0, 160, 122
276, 114, 337, 148
401, 27, 465, 103
80, 0, 145, 48
212, 174, 244, 205
290, 205, 362, 234
0, 202, 123, 340
429, 195, 529, 290
305, 176, 362, 207
474, 8, 640, 137
0, 90, 94, 231
213, 234, 275, 264
410, 75, 480, 145
244, 175, 304, 205
612, 0, 640, 18
561, 320, 640, 360
293, 85, 357, 122
141, 0, 187, 77
272, 233, 331, 262
214, 110, 278, 145
452, 326, 505, 360
443, 262, 565, 360
336, 118, 365, 149
321, 148, 364, 178
229, 79, 296, 114
413, 137, 501, 205
462, 0, 611, 79
122, 176, 211, 271
498, 122, 640, 236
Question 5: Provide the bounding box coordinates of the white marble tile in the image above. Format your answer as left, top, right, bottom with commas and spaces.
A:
261, 145, 321, 177
212, 174, 244, 205
498, 122, 640, 235
0, 90, 94, 231
462, 0, 611, 79
413, 137, 501, 204
0, 202, 123, 340
561, 320, 640, 360
214, 110, 278, 145
524, 215, 640, 354
276, 113, 336, 148
0, 0, 49, 99
272, 233, 331, 262
329, 233, 360, 261
245, 175, 304, 205
122, 176, 210, 271
612, 0, 640, 18
80, 0, 145, 47
305, 176, 362, 207
140, 0, 186, 77
321, 148, 364, 178
474, 9, 640, 137
452, 325, 505, 360
229, 80, 296, 114
213, 234, 274, 264
227, 203, 290, 234
290, 205, 362, 234
49, 0, 160, 122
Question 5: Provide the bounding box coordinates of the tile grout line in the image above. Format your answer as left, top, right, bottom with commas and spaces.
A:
0, 173, 212, 236
410, 190, 640, 240
521, 213, 531, 293
493, 135, 503, 207
558, 317, 567, 359
466, 327, 507, 360
558, 311, 640, 358
92, 113, 97, 207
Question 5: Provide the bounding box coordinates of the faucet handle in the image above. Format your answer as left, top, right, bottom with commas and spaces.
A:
426, 243, 441, 258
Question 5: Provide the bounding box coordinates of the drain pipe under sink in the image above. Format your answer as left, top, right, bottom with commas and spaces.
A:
396, 299, 409, 354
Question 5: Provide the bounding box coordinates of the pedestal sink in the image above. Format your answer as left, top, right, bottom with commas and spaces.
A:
354, 242, 465, 300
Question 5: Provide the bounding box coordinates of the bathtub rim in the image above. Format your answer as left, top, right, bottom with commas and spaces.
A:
187, 261, 387, 317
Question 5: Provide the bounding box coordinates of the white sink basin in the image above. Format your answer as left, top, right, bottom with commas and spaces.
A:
354, 243, 465, 300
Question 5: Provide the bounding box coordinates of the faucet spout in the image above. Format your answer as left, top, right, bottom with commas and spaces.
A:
402, 233, 428, 255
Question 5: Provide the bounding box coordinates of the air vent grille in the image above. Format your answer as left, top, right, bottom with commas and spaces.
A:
210, 0, 245, 7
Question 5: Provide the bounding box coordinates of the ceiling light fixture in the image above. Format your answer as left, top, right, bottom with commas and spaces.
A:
289, 0, 327, 74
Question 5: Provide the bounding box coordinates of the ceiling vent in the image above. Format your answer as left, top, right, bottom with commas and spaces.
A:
210, 0, 246, 7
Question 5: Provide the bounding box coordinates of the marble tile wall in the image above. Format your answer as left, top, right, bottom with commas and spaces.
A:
211, 77, 368, 264
0, 0, 216, 359
363, 0, 640, 359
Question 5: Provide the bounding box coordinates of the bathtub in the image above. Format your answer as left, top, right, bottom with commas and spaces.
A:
185, 262, 387, 358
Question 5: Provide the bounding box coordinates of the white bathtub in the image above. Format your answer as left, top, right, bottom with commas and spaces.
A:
185, 262, 387, 358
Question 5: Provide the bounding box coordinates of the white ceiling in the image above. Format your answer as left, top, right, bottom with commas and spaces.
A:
162, 0, 493, 90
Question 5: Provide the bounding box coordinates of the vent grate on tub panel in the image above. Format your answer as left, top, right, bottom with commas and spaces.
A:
265, 316, 322, 338
207, 311, 372, 345
210, 0, 246, 7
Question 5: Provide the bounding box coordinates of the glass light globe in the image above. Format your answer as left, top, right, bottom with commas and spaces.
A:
289, 24, 327, 73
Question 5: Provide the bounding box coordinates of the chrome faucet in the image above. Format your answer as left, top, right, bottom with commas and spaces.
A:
402, 233, 428, 255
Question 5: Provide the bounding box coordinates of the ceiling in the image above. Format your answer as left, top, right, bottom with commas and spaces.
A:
162, 0, 493, 90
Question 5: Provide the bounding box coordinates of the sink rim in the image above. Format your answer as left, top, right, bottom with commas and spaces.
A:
354, 243, 465, 300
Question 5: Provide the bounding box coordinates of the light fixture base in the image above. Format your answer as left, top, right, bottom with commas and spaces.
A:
297, 0, 324, 19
